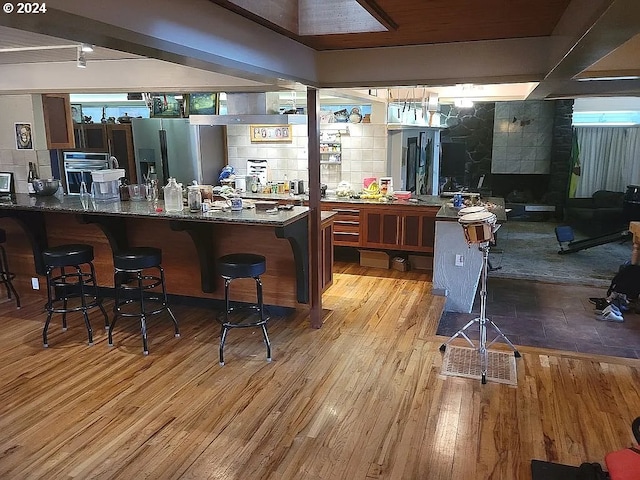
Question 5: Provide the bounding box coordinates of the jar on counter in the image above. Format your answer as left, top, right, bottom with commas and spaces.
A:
119, 178, 130, 201
163, 177, 183, 212
187, 185, 202, 212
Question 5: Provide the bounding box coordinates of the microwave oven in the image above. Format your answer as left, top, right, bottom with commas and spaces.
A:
63, 152, 111, 195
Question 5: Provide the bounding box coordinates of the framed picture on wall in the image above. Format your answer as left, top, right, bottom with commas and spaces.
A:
15, 122, 33, 150
71, 104, 83, 124
187, 93, 218, 115
250, 124, 292, 143
150, 94, 183, 118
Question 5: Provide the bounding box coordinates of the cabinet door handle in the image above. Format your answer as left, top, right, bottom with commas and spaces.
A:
335, 220, 359, 225
334, 209, 360, 214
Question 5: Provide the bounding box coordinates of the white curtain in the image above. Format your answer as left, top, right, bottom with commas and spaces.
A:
574, 126, 640, 197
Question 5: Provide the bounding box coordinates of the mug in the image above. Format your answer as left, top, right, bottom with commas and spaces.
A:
228, 197, 243, 211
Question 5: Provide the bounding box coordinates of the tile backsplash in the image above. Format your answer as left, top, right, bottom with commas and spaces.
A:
226, 123, 388, 190
491, 101, 553, 174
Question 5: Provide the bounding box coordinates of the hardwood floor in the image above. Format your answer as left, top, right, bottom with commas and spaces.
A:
0, 262, 639, 479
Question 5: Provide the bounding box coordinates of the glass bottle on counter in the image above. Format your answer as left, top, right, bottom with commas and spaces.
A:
163, 177, 183, 212
27, 162, 37, 194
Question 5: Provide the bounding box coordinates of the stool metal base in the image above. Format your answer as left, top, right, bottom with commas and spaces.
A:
109, 265, 180, 355
218, 276, 271, 365
43, 263, 108, 348
0, 244, 20, 308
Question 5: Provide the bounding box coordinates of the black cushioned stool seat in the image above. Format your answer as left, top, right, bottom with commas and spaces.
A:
109, 247, 180, 355
217, 253, 270, 365
42, 243, 108, 347
0, 228, 20, 308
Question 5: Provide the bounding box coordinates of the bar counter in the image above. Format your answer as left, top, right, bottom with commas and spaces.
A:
0, 194, 311, 308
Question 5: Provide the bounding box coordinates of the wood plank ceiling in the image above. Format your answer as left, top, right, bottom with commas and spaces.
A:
209, 0, 572, 50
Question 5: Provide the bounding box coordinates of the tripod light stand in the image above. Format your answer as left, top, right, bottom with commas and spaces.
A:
440, 220, 520, 384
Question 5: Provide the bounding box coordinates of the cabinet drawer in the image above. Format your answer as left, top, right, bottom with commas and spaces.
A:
334, 231, 360, 245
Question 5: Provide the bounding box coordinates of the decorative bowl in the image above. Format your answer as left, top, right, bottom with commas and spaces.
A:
32, 178, 59, 196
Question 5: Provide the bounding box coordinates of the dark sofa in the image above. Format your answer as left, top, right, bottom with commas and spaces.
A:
564, 190, 626, 236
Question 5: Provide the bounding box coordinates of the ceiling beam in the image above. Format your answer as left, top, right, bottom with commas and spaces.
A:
529, 0, 640, 99
355, 0, 398, 31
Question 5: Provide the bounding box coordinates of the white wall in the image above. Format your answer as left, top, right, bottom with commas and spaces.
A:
225, 123, 388, 190
0, 94, 52, 194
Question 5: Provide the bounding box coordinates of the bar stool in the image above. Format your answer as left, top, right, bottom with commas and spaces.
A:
0, 228, 20, 308
217, 253, 271, 365
42, 244, 108, 347
109, 247, 180, 355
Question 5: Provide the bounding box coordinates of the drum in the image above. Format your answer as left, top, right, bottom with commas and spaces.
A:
458, 205, 486, 217
458, 211, 497, 244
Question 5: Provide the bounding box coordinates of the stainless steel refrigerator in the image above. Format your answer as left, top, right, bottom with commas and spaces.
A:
131, 118, 226, 187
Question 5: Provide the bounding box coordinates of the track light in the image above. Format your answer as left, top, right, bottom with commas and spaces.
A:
80, 43, 94, 52
77, 47, 87, 68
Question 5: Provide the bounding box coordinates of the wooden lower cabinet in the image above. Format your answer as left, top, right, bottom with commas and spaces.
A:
322, 203, 361, 247
321, 202, 439, 253
361, 205, 438, 253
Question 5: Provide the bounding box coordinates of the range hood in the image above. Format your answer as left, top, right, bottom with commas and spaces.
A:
189, 92, 307, 126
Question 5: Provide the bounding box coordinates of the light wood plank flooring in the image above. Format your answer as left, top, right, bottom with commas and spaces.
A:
0, 262, 638, 479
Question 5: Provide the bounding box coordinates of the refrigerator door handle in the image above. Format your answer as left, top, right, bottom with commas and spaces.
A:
159, 129, 169, 185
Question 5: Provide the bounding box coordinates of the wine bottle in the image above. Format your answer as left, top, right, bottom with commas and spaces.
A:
27, 162, 36, 194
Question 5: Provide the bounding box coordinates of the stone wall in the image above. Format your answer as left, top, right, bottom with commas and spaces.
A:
440, 103, 495, 189
440, 100, 573, 205
547, 99, 574, 206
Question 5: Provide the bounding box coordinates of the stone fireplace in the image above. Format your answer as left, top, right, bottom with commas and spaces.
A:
440, 99, 574, 208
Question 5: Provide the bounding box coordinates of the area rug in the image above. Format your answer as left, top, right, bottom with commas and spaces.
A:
488, 220, 631, 287
440, 345, 517, 386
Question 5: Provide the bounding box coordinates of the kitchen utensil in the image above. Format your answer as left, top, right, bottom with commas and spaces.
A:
32, 178, 59, 196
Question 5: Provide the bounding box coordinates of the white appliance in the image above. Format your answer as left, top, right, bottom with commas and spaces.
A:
247, 159, 269, 186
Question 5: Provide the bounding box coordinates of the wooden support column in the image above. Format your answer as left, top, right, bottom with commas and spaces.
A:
307, 87, 322, 328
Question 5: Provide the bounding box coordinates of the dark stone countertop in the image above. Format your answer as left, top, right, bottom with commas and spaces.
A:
0, 194, 309, 227
436, 197, 506, 222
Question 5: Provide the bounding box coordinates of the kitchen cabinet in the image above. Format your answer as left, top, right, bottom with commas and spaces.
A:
72, 123, 137, 183
362, 206, 438, 253
321, 202, 439, 252
322, 203, 361, 246
42, 94, 75, 149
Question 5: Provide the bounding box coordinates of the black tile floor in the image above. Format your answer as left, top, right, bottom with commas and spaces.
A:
436, 277, 640, 359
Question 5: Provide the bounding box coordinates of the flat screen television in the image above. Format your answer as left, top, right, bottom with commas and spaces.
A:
440, 142, 467, 178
